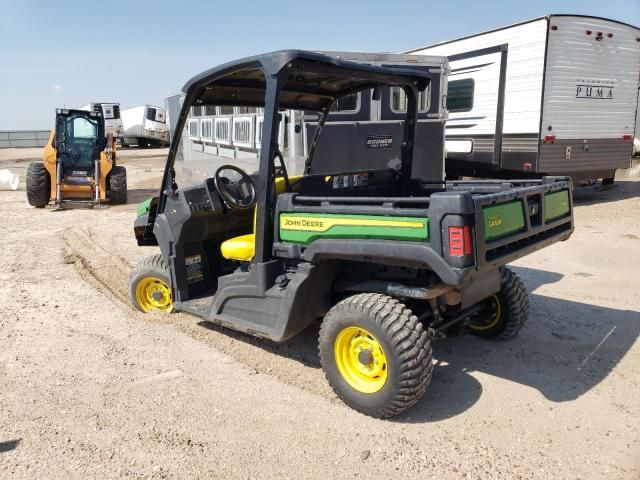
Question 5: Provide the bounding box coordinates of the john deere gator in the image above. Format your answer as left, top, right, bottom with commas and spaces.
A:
128, 50, 574, 418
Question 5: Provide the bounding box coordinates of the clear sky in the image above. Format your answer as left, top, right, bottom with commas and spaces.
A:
1, 0, 638, 129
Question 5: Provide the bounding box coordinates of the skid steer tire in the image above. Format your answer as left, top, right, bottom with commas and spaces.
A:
26, 162, 50, 207
319, 293, 433, 418
469, 267, 529, 340
128, 254, 173, 313
108, 166, 128, 204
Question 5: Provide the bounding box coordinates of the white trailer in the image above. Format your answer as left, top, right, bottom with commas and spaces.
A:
120, 105, 169, 147
409, 15, 640, 182
79, 102, 123, 139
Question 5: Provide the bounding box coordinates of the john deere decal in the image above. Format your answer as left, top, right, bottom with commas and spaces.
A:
279, 213, 429, 244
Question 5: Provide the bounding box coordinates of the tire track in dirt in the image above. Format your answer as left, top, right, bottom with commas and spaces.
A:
61, 227, 335, 400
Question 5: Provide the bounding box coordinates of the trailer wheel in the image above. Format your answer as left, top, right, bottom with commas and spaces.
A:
108, 166, 127, 204
26, 162, 50, 207
128, 254, 173, 313
469, 267, 529, 340
319, 293, 433, 418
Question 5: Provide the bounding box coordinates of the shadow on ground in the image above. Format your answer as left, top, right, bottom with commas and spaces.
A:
192, 266, 639, 423
398, 265, 640, 422
125, 188, 158, 204
0, 439, 21, 454
573, 179, 640, 206
197, 320, 322, 369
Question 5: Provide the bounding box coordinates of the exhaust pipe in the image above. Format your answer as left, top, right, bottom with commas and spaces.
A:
0, 169, 19, 190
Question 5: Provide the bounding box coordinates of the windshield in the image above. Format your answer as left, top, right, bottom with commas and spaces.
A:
68, 116, 98, 140
173, 103, 300, 189
172, 88, 421, 189
56, 112, 104, 173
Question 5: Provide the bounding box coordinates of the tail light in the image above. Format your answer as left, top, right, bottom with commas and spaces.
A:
623, 135, 632, 142
543, 134, 556, 144
448, 226, 472, 257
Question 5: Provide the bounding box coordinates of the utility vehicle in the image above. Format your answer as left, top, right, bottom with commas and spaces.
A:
26, 108, 127, 208
129, 50, 574, 418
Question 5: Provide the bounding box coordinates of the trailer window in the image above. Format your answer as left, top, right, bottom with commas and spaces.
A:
191, 106, 203, 117
390, 87, 428, 113
330, 93, 359, 113
218, 106, 234, 115
447, 79, 474, 112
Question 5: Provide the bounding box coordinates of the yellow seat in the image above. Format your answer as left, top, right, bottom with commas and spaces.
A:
220, 176, 300, 262
220, 233, 255, 262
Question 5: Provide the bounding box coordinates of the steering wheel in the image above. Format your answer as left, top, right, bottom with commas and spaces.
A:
213, 165, 256, 210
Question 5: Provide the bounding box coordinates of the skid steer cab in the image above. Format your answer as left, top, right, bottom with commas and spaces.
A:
129, 50, 574, 418
26, 108, 127, 208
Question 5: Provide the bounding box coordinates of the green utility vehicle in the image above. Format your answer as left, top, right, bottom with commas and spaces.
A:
129, 51, 574, 418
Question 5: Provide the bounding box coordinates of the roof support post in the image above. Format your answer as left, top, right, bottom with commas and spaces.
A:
254, 71, 283, 263
400, 84, 419, 183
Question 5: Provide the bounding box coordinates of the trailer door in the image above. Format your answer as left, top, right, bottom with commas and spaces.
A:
444, 46, 507, 173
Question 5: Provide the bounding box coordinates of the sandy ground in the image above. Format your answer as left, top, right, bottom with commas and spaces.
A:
0, 148, 639, 479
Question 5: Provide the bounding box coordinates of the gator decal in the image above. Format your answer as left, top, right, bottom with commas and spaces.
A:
279, 213, 429, 245
483, 201, 525, 241
544, 190, 570, 222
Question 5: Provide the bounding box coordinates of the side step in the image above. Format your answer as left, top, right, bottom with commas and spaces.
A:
175, 292, 215, 318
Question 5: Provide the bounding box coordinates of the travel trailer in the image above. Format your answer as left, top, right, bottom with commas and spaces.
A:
408, 15, 640, 183
121, 105, 170, 147
80, 102, 124, 139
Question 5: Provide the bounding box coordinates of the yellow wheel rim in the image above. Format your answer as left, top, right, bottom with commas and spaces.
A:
469, 294, 501, 331
334, 326, 388, 393
135, 276, 173, 313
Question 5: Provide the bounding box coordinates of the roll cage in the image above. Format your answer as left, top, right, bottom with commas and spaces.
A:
161, 50, 432, 263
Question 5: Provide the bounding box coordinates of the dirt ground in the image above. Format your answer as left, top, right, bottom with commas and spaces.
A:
1, 148, 639, 479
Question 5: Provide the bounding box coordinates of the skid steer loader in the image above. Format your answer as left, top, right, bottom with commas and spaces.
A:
26, 108, 127, 208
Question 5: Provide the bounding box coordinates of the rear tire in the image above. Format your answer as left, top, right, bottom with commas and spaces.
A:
108, 166, 127, 204
26, 162, 50, 207
128, 254, 173, 313
319, 293, 433, 418
469, 267, 529, 340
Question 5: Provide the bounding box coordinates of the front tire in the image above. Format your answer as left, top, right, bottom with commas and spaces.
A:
319, 293, 433, 418
469, 267, 529, 340
108, 166, 127, 204
128, 254, 173, 313
26, 162, 50, 207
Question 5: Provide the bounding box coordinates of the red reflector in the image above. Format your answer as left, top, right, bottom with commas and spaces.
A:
623, 135, 632, 142
551, 25, 558, 31
523, 162, 532, 171
544, 135, 556, 144
449, 227, 464, 257
449, 226, 472, 257
463, 226, 472, 256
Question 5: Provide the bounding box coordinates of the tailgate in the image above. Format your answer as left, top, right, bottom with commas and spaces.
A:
473, 177, 574, 266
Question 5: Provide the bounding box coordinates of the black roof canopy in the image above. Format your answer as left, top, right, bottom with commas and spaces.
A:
182, 50, 431, 111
